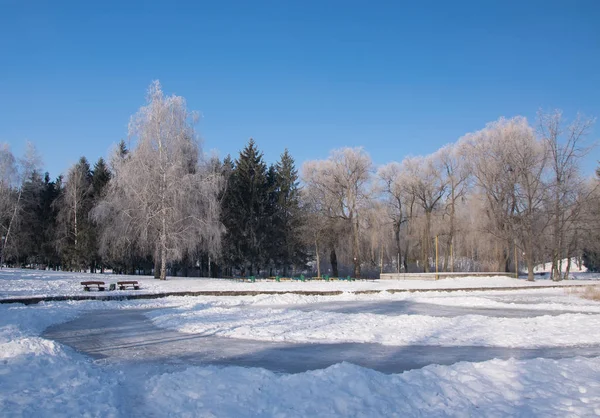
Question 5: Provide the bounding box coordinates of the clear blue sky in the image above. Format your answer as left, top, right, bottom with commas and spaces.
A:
1, 0, 599, 177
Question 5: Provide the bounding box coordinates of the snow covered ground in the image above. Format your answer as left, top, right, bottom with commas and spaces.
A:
534, 257, 588, 274
1, 268, 599, 300
3, 269, 600, 416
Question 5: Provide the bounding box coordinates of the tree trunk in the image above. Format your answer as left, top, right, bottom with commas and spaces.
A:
154, 249, 160, 279
394, 221, 401, 273
526, 252, 534, 281
160, 225, 167, 280
330, 247, 338, 278
423, 210, 432, 272
315, 239, 321, 278
351, 216, 361, 277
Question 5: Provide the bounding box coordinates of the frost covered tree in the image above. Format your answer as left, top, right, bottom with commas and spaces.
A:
56, 157, 93, 269
0, 142, 41, 267
378, 161, 412, 272
438, 144, 471, 271
94, 81, 223, 280
538, 110, 596, 280
302, 147, 372, 277
462, 117, 549, 279
402, 155, 448, 272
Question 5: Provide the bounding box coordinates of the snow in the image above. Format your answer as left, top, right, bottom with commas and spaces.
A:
3, 302, 600, 417
535, 257, 588, 274
146, 298, 600, 348
3, 269, 600, 416
1, 268, 599, 300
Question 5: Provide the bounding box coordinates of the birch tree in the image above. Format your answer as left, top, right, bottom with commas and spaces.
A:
94, 81, 224, 279
0, 144, 17, 266
0, 142, 41, 267
56, 157, 94, 270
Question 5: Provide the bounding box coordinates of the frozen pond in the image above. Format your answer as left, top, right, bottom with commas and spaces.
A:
45, 308, 600, 374
265, 300, 586, 317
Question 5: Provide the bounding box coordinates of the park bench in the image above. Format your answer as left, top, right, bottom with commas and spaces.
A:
81, 281, 106, 291
117, 280, 140, 290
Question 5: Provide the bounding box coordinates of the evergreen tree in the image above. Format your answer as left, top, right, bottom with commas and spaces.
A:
219, 155, 237, 275
13, 170, 45, 266
273, 149, 307, 274
91, 157, 111, 199
223, 139, 271, 275
90, 157, 111, 271
40, 173, 61, 268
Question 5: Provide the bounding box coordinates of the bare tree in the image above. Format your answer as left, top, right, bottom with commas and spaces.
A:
94, 81, 224, 279
378, 161, 412, 272
538, 110, 596, 280
509, 127, 549, 281
302, 147, 372, 277
402, 155, 448, 272
438, 144, 471, 271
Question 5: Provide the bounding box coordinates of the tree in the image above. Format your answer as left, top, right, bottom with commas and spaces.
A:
302, 147, 372, 277
273, 149, 307, 275
438, 144, 471, 271
221, 139, 271, 275
0, 143, 17, 266
0, 142, 41, 267
94, 81, 223, 279
89, 157, 112, 272
402, 155, 448, 272
378, 162, 410, 272
56, 157, 94, 270
12, 170, 46, 266
538, 110, 596, 280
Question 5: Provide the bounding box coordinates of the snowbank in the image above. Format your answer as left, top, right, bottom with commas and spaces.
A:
142, 358, 600, 417
147, 303, 600, 348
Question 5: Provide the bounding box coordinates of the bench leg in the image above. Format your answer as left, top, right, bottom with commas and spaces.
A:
84, 287, 90, 291
99, 287, 105, 291
134, 286, 139, 290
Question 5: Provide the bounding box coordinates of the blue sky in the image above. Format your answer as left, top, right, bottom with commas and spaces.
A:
1, 0, 599, 177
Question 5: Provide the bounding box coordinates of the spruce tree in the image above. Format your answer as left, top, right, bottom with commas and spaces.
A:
40, 173, 61, 268
224, 139, 271, 275
273, 149, 307, 275
14, 170, 45, 266
90, 157, 111, 271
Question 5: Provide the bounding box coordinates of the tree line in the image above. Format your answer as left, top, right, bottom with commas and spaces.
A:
1, 82, 598, 280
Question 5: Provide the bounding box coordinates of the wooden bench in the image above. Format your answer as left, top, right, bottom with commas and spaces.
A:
81, 281, 106, 291
117, 280, 140, 290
